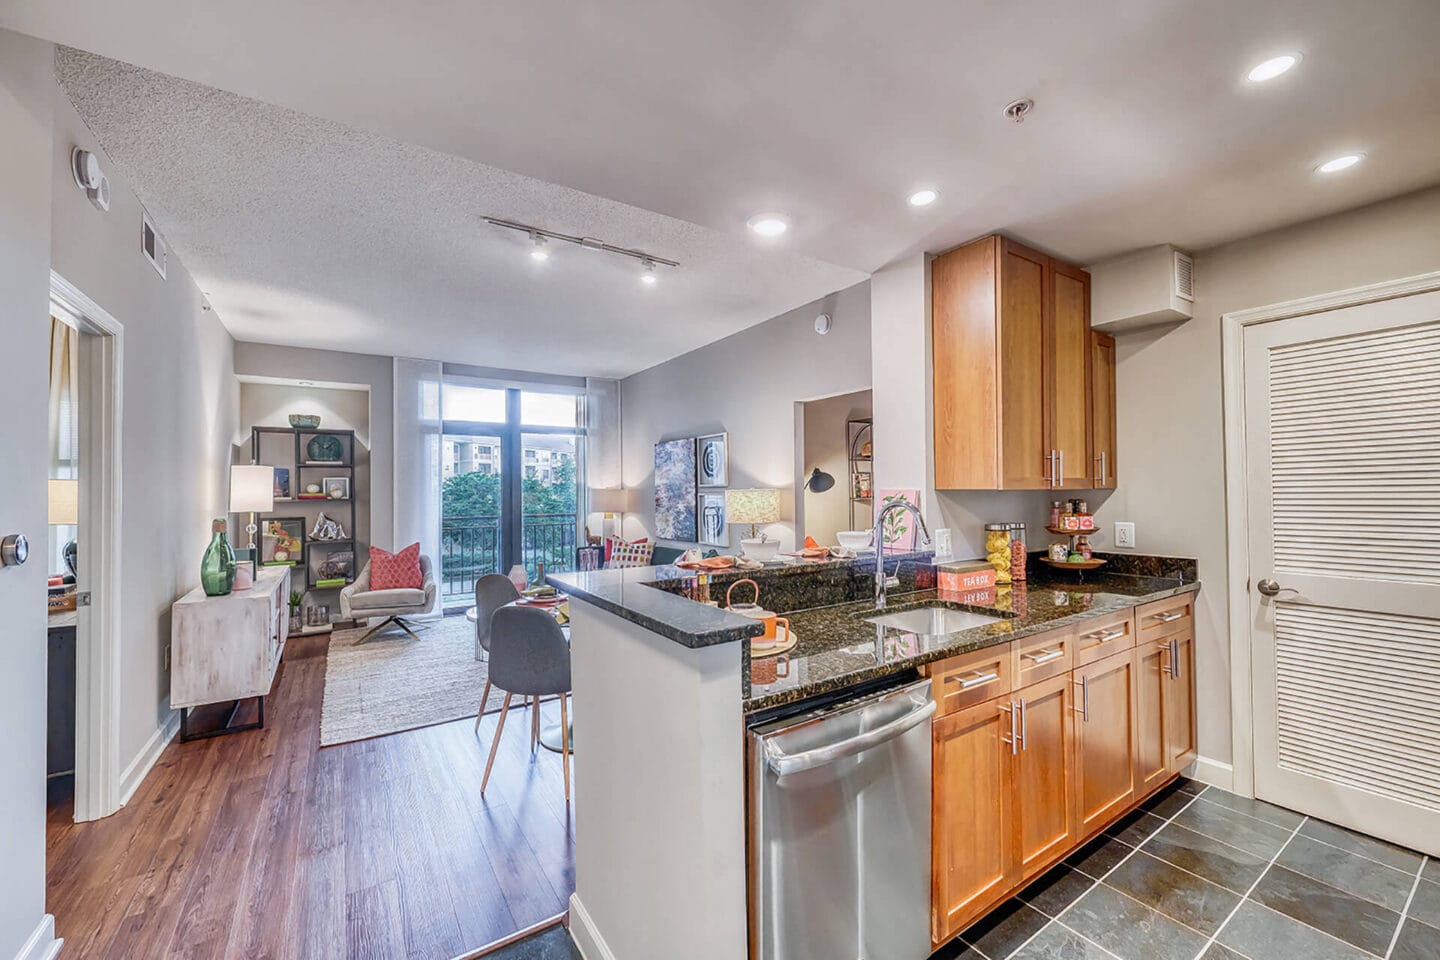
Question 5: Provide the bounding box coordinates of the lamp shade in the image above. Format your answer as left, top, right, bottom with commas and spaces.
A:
229, 464, 275, 513
725, 488, 780, 526
48, 479, 78, 525
588, 487, 629, 514
804, 467, 836, 493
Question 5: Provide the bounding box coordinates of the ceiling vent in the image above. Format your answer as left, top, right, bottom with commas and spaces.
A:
1088, 244, 1195, 332
141, 213, 167, 280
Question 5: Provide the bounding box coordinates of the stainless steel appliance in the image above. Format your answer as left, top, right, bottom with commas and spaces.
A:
748, 677, 936, 960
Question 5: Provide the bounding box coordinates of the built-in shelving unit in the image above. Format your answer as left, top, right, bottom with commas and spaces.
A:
847, 417, 873, 531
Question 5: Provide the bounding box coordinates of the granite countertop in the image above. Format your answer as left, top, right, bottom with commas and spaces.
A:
743, 571, 1200, 712
546, 563, 767, 647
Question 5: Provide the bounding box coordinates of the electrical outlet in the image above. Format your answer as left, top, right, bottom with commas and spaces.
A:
1114, 522, 1136, 549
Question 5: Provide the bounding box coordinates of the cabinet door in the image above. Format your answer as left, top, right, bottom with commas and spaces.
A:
1073, 649, 1138, 837
1014, 674, 1077, 880
997, 240, 1050, 489
933, 698, 1018, 944
1049, 261, 1092, 488
1166, 631, 1197, 773
1089, 331, 1117, 488
1134, 637, 1171, 797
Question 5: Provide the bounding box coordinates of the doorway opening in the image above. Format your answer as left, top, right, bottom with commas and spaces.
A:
794, 389, 873, 549
48, 272, 123, 823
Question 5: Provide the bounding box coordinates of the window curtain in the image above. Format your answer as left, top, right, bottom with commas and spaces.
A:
393, 357, 443, 615
49, 316, 79, 575
584, 377, 622, 540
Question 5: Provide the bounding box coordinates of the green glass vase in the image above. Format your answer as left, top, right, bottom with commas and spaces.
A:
201, 518, 237, 596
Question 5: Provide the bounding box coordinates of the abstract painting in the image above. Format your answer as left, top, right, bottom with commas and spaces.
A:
654, 438, 698, 541
699, 491, 727, 546
698, 432, 728, 486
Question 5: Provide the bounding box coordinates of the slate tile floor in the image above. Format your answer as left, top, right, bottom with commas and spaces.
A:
934, 779, 1438, 960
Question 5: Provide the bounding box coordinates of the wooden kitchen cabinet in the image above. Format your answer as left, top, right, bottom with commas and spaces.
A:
933, 697, 1018, 943
1073, 649, 1138, 838
1134, 637, 1173, 796
1012, 673, 1078, 880
1089, 331, 1117, 488
932, 235, 1105, 490
1166, 630, 1197, 772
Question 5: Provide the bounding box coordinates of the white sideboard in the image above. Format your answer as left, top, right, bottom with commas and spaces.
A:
171, 565, 290, 738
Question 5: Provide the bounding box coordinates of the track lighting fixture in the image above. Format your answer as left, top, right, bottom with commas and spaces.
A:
529, 232, 550, 261
641, 259, 658, 285
486, 218, 678, 280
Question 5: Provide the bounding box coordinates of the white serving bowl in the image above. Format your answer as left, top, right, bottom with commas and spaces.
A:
740, 538, 781, 562
836, 530, 874, 552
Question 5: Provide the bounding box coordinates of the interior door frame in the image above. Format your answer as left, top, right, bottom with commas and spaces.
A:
49, 271, 125, 822
1220, 268, 1440, 799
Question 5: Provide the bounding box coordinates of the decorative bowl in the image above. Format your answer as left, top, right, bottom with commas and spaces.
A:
288, 414, 322, 429
836, 530, 874, 551
740, 538, 781, 563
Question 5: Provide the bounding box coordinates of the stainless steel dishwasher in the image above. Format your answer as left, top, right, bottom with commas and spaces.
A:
748, 677, 936, 960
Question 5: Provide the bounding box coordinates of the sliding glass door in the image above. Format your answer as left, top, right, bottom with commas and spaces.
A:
439, 384, 582, 607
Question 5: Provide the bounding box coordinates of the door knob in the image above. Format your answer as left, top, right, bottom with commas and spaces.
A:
0, 533, 28, 567
1256, 578, 1282, 597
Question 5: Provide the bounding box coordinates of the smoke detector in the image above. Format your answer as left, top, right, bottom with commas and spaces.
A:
814, 313, 832, 335
71, 147, 110, 211
1002, 98, 1035, 124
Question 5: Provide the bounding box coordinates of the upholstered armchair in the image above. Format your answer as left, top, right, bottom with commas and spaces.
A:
339, 554, 437, 643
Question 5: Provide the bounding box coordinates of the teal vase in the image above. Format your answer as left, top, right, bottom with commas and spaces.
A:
201, 518, 237, 596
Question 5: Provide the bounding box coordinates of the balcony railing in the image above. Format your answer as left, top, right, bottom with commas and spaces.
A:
440, 513, 578, 603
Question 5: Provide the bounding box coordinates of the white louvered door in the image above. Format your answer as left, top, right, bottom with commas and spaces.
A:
1245, 288, 1440, 855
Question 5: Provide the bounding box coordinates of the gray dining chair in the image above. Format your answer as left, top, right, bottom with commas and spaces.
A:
479, 605, 573, 803
472, 574, 534, 740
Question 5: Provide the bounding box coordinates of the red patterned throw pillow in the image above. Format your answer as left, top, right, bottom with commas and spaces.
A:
370, 542, 423, 590
607, 539, 654, 569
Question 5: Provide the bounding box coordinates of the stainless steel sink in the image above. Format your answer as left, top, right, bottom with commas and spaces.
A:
865, 605, 1002, 635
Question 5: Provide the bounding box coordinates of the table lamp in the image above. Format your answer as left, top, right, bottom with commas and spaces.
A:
589, 487, 629, 541
48, 479, 79, 577
230, 464, 275, 576
726, 488, 781, 561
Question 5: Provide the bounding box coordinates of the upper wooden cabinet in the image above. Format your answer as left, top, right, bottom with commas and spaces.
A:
1089, 331, 1117, 488
933, 235, 1114, 490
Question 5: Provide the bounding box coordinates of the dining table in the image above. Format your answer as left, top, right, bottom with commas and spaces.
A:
466, 599, 573, 754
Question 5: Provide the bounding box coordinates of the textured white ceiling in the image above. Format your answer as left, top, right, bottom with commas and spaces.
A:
15, 1, 1440, 375
52, 50, 865, 379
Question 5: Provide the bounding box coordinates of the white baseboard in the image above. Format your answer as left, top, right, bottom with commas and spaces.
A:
13, 915, 61, 960
1187, 755, 1236, 794
119, 709, 180, 806
568, 894, 617, 960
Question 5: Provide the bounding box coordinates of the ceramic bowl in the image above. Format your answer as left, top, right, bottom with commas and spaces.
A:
836, 530, 874, 551
740, 538, 781, 563
288, 414, 322, 429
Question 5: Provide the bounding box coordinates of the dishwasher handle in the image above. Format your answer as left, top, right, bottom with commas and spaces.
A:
764, 691, 936, 778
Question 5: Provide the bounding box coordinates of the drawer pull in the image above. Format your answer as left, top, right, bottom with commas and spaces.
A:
949, 670, 1000, 690
1072, 675, 1090, 723
1023, 648, 1064, 665
1082, 628, 1125, 643
1150, 611, 1185, 624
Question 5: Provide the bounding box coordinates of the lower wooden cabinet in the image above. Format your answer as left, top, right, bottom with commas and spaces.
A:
1135, 637, 1173, 796
1165, 631, 1197, 772
1074, 649, 1139, 838
1013, 673, 1078, 878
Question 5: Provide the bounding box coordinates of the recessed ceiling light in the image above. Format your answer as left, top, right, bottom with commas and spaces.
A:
529, 232, 550, 261
747, 213, 788, 237
1247, 53, 1300, 83
640, 259, 658, 285
1316, 153, 1363, 174
908, 189, 939, 207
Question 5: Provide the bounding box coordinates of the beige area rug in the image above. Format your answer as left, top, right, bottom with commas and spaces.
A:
319, 613, 509, 746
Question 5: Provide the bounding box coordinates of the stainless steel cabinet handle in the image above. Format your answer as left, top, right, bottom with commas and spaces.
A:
1073, 675, 1090, 722
1058, 449, 1065, 483
1000, 701, 1017, 755
1161, 642, 1173, 679
1023, 648, 1064, 665
952, 670, 1000, 690
1151, 611, 1184, 623
1171, 638, 1182, 680
765, 693, 937, 777
1018, 697, 1028, 751
1044, 451, 1055, 485
1083, 628, 1125, 643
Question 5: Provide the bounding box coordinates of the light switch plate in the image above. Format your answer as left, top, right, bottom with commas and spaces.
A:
1114, 522, 1136, 549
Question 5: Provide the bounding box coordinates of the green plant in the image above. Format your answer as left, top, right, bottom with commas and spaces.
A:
288, 590, 303, 612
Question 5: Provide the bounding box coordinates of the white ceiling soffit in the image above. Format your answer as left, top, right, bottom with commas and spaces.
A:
10, 0, 1440, 275
50, 51, 864, 380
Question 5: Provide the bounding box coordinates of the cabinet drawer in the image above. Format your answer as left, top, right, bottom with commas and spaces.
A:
1136, 593, 1194, 643
1012, 626, 1073, 687
1073, 612, 1136, 667
931, 643, 1013, 716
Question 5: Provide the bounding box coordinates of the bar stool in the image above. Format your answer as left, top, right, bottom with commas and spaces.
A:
480, 605, 573, 803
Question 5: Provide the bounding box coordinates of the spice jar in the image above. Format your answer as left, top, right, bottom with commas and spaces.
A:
984, 523, 1012, 585
1050, 500, 1062, 528
1008, 522, 1027, 582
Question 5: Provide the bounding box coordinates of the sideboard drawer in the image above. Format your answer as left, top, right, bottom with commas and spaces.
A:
1136, 593, 1194, 644
1073, 612, 1136, 667
1012, 625, 1073, 687
931, 643, 1014, 716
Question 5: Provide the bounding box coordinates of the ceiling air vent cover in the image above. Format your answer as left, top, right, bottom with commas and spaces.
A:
141, 212, 167, 280
1173, 250, 1195, 303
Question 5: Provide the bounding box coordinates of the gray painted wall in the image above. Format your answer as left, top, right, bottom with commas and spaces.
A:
233, 342, 395, 547
50, 78, 239, 773
621, 282, 871, 553
0, 27, 57, 959
1093, 183, 1440, 766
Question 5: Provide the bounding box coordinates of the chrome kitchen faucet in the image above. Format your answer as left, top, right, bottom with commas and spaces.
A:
873, 499, 932, 609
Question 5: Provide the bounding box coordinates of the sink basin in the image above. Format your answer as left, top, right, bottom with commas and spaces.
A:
866, 605, 1002, 635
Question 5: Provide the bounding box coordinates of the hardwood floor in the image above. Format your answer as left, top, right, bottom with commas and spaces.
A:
46, 632, 574, 960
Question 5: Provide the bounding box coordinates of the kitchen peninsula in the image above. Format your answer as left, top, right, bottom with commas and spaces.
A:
549, 553, 1199, 960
